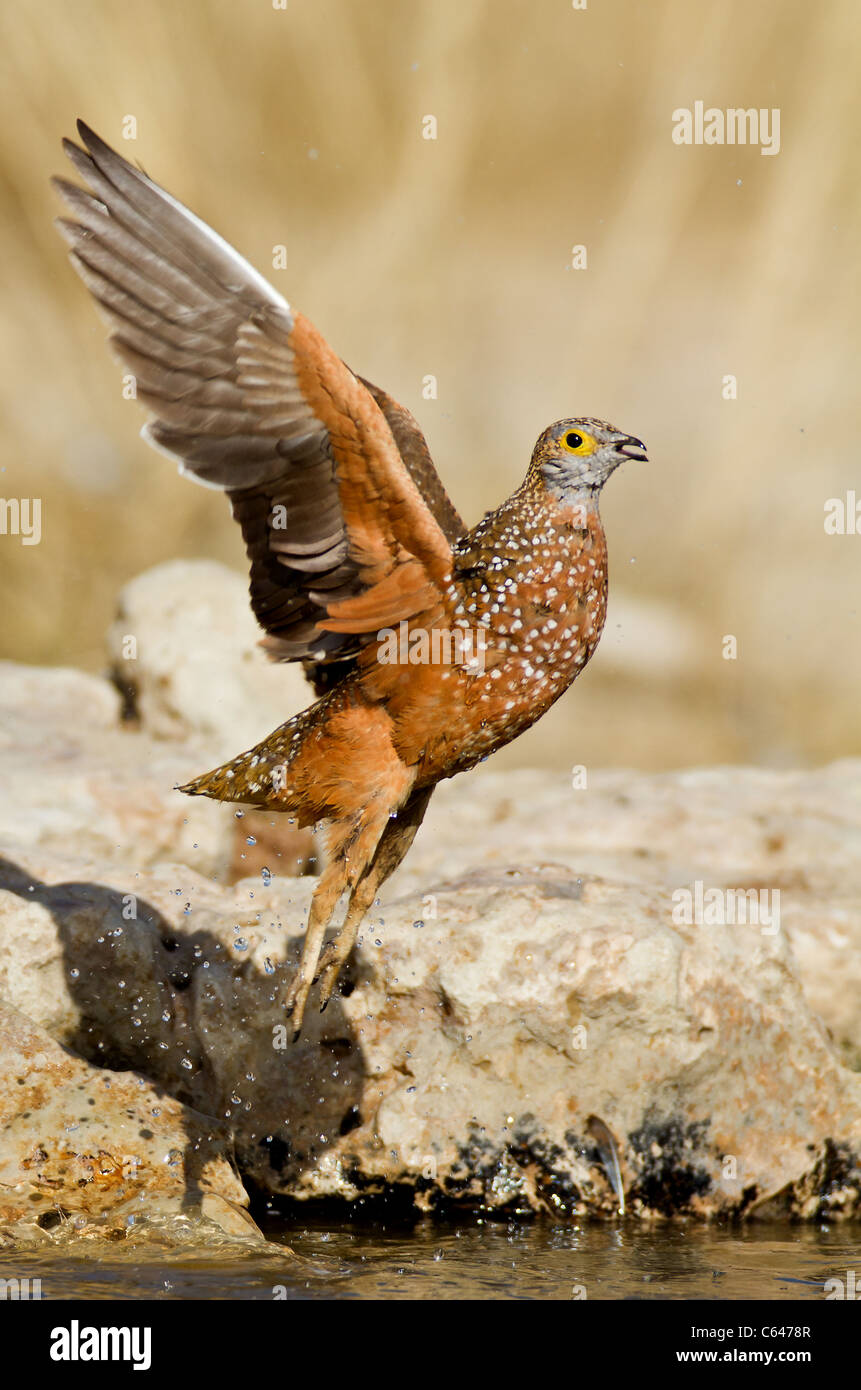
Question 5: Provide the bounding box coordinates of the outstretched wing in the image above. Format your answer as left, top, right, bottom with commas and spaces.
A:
53, 121, 464, 679
356, 377, 464, 545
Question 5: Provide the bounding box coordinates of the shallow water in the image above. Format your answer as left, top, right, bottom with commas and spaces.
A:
2, 1217, 859, 1301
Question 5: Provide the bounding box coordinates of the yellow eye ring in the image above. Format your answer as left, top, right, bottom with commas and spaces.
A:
561, 429, 597, 456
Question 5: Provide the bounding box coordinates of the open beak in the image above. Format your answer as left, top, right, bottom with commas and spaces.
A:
615, 435, 648, 462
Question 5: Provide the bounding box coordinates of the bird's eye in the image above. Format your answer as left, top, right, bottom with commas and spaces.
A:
559, 427, 596, 456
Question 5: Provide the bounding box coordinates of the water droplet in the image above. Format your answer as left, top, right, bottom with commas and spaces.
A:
246, 835, 257, 845
413, 920, 424, 930
264, 958, 275, 975
261, 866, 271, 885
234, 810, 244, 819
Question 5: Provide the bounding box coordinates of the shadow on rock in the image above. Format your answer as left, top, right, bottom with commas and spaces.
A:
0, 855, 365, 1208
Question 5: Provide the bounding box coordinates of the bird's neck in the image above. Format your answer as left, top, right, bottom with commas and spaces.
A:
516, 469, 602, 530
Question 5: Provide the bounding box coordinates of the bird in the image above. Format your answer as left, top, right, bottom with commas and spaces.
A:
53, 121, 647, 1038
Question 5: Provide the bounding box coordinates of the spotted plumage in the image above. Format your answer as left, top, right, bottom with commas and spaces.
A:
54, 123, 647, 1036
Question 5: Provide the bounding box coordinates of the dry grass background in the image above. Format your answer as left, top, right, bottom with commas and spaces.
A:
0, 0, 858, 770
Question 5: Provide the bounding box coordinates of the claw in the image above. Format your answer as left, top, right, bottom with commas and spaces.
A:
284, 973, 313, 1039
316, 959, 344, 1013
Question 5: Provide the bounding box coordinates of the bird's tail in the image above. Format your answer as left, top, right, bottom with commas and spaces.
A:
177, 708, 318, 815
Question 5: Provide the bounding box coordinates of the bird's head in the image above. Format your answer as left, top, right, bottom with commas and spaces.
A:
531, 418, 647, 499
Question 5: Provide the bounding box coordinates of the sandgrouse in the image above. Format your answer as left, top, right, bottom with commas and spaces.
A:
54, 122, 647, 1037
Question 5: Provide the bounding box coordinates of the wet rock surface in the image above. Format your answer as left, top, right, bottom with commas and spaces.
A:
1, 834, 859, 1225
0, 561, 859, 1233
0, 1001, 250, 1244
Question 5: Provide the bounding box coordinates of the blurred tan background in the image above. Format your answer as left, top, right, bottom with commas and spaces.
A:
0, 0, 858, 771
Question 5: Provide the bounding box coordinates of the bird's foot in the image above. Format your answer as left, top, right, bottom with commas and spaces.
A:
312, 929, 358, 1012
284, 973, 313, 1043
316, 959, 341, 1013
285, 909, 362, 1035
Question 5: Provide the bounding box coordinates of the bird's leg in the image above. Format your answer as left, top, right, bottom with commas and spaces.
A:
285, 806, 393, 1038
284, 875, 343, 1041
315, 787, 434, 1011
313, 878, 376, 1010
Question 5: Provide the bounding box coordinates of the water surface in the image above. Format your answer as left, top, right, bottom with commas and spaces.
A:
2, 1216, 858, 1300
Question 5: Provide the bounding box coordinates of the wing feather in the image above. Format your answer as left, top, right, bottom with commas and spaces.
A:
54, 121, 463, 680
